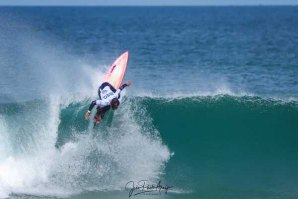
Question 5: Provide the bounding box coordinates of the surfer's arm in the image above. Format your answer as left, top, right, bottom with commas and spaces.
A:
85, 100, 110, 120
85, 101, 96, 119
115, 81, 132, 99
119, 83, 128, 90
115, 85, 126, 99
87, 100, 97, 112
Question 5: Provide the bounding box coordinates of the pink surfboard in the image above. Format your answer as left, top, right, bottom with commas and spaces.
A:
103, 51, 129, 89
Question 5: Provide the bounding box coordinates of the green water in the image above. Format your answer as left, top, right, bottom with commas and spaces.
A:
139, 96, 298, 198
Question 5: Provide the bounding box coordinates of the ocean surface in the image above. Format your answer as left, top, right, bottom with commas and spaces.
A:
0, 6, 298, 199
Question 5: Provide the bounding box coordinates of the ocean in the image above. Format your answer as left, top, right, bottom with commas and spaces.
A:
0, 6, 298, 199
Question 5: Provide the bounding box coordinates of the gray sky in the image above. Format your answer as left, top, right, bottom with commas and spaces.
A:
0, 0, 297, 6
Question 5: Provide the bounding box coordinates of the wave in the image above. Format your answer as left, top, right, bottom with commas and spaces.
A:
0, 93, 297, 198
133, 95, 298, 195
0, 96, 171, 198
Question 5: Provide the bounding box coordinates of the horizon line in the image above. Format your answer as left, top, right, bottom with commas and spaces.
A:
0, 4, 297, 6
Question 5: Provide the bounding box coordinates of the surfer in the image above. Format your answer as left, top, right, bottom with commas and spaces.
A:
85, 80, 132, 124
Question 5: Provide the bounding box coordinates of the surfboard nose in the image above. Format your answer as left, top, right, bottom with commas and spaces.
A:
103, 51, 129, 89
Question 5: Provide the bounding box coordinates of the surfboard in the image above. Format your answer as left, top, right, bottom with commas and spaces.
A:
103, 51, 129, 89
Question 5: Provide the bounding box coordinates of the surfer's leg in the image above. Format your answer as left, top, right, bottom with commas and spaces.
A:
93, 108, 102, 124
98, 82, 109, 98
100, 82, 116, 92
99, 82, 110, 90
93, 106, 109, 125
93, 113, 102, 124
98, 82, 116, 98
98, 89, 101, 99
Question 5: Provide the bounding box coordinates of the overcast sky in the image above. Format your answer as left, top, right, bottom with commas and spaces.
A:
0, 0, 297, 6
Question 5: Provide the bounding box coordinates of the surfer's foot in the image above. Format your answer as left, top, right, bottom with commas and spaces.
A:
93, 115, 101, 124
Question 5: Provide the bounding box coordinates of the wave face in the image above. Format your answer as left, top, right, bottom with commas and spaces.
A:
1, 95, 298, 198
133, 96, 298, 198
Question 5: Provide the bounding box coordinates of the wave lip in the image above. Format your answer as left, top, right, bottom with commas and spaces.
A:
132, 88, 298, 103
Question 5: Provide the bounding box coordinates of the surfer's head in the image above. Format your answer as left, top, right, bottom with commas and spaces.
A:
111, 98, 120, 110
